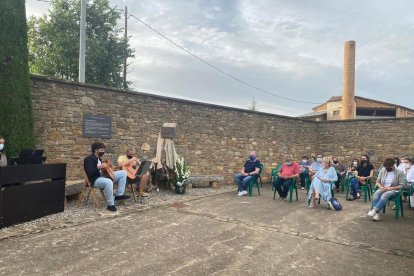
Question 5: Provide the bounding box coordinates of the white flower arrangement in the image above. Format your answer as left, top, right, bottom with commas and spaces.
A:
173, 156, 191, 186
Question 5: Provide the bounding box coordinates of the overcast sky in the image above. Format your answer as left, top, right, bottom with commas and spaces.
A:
26, 0, 414, 116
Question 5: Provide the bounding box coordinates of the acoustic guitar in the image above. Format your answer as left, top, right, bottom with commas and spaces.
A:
122, 163, 139, 179
101, 159, 115, 180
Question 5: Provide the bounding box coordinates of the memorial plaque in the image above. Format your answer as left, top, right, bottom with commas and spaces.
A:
161, 122, 177, 139
83, 114, 112, 138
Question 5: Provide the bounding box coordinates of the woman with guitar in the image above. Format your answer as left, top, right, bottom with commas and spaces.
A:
118, 147, 150, 197
84, 142, 129, 212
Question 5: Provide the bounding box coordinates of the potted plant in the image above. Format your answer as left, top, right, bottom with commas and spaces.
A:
173, 156, 191, 194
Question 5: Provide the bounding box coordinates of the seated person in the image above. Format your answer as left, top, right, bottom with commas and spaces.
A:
307, 157, 338, 209
298, 156, 311, 190
332, 157, 346, 191
400, 157, 414, 202
348, 154, 374, 201
84, 142, 129, 212
234, 151, 260, 196
274, 154, 300, 201
346, 159, 359, 178
367, 158, 405, 221
396, 155, 408, 171
309, 154, 324, 178
118, 147, 150, 197
0, 135, 6, 167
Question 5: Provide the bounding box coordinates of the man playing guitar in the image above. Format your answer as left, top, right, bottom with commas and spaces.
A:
118, 147, 150, 197
84, 142, 129, 211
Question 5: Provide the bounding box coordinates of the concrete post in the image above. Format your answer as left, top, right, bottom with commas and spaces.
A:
341, 41, 356, 120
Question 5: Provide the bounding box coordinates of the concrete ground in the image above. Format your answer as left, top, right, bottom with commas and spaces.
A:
0, 184, 413, 275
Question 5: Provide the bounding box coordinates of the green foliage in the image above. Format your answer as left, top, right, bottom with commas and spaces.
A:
28, 0, 134, 89
0, 0, 35, 157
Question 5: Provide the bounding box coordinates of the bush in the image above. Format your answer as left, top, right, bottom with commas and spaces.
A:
0, 0, 35, 157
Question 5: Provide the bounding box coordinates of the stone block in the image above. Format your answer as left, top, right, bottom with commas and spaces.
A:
65, 180, 84, 197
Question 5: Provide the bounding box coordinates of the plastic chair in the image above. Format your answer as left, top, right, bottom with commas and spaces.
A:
270, 164, 282, 190
259, 164, 265, 187
345, 175, 371, 202
273, 178, 298, 203
372, 187, 404, 219
248, 164, 263, 196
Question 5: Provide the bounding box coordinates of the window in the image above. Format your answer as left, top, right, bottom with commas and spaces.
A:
333, 110, 340, 116
356, 108, 396, 117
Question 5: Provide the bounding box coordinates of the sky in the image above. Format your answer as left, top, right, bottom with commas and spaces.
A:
26, 0, 414, 116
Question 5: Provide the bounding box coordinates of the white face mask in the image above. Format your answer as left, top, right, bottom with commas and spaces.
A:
405, 163, 411, 169
302, 159, 307, 163
353, 162, 358, 166
317, 158, 323, 162
0, 144, 4, 151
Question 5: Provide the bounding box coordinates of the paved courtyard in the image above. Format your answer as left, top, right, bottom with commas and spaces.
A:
0, 185, 413, 275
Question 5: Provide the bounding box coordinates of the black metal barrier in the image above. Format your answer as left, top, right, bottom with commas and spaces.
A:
0, 163, 66, 229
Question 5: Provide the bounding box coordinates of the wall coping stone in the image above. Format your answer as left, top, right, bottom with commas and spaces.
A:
30, 75, 307, 122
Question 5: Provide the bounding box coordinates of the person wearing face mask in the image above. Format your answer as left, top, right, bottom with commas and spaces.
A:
307, 157, 338, 209
298, 156, 311, 190
348, 155, 375, 201
309, 154, 324, 177
367, 158, 405, 221
234, 151, 260, 196
399, 157, 414, 202
0, 135, 7, 167
84, 142, 129, 211
396, 155, 408, 172
118, 147, 150, 197
332, 157, 346, 191
274, 154, 300, 201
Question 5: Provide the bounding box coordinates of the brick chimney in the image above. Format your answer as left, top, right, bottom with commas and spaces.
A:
341, 41, 356, 120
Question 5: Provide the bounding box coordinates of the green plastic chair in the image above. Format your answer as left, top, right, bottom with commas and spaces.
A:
407, 182, 413, 208
259, 164, 265, 187
372, 187, 404, 219
271, 164, 282, 191
345, 175, 371, 202
305, 175, 311, 193
273, 178, 298, 203
339, 174, 345, 193
248, 164, 263, 196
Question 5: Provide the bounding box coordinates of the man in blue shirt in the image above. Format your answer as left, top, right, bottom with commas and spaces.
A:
234, 151, 261, 196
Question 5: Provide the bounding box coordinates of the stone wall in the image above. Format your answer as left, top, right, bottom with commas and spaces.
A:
317, 118, 414, 169
30, 76, 317, 182
30, 76, 414, 182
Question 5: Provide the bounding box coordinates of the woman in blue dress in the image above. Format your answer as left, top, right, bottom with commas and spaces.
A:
308, 157, 338, 209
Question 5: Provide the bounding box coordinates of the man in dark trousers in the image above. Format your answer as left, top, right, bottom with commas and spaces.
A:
84, 142, 129, 211
234, 151, 260, 196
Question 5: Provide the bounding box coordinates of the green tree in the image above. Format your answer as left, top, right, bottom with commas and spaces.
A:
0, 0, 35, 157
28, 0, 134, 89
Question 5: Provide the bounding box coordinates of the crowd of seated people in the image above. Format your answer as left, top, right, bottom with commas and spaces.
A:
234, 152, 413, 220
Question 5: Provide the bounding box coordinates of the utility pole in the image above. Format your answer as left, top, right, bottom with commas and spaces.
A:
79, 0, 86, 83
123, 6, 128, 90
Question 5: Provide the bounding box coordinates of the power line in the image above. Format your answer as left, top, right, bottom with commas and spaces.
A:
129, 14, 322, 105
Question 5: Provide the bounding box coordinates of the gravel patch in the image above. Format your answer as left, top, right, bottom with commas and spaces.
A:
0, 186, 235, 240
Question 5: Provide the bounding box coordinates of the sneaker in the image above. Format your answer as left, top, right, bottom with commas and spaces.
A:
327, 201, 334, 210
114, 195, 130, 200
139, 192, 149, 197
392, 205, 396, 210
372, 213, 380, 221
107, 205, 117, 212
240, 190, 248, 196
367, 209, 376, 217
301, 187, 305, 190
237, 191, 243, 196
279, 197, 287, 202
